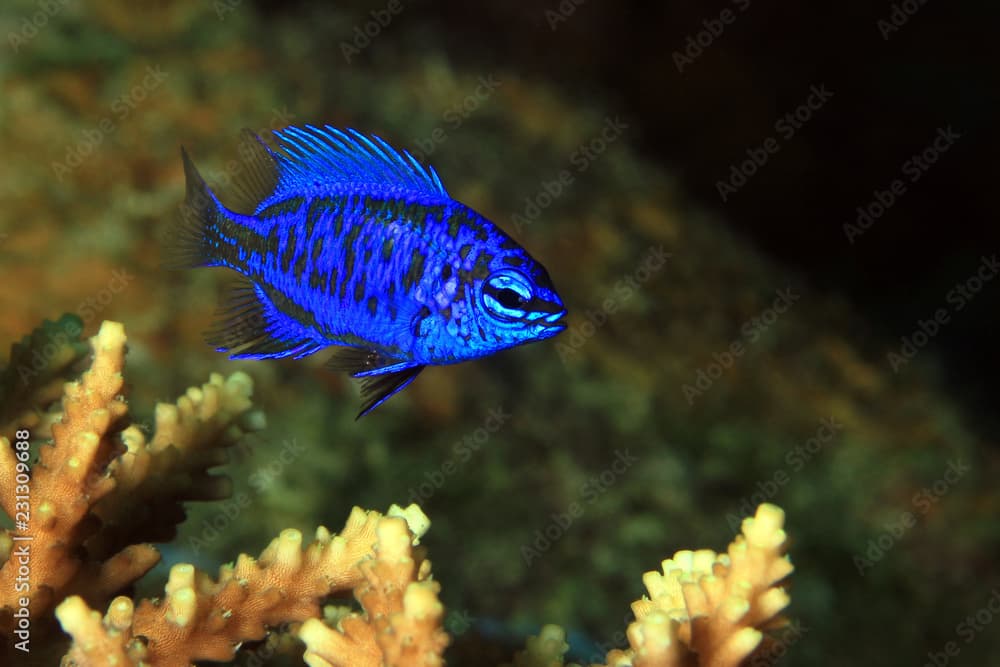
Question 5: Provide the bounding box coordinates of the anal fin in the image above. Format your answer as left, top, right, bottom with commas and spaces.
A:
206, 278, 323, 360
326, 345, 424, 417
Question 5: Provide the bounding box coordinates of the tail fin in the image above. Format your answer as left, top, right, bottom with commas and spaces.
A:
164, 148, 224, 269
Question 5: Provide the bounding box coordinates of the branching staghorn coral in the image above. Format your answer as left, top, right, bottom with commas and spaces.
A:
506, 504, 793, 667
298, 511, 448, 667
1, 318, 795, 666
0, 320, 264, 658
0, 314, 88, 441
56, 504, 433, 666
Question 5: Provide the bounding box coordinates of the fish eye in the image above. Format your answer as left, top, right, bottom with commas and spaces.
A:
481, 271, 533, 321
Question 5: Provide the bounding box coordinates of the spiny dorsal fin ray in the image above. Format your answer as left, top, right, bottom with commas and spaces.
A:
223, 130, 283, 216
270, 125, 448, 199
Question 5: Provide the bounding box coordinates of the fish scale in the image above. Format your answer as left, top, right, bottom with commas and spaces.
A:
169, 124, 566, 417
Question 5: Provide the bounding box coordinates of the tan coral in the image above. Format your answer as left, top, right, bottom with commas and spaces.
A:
0, 314, 88, 441
511, 504, 793, 667
0, 322, 157, 631
627, 504, 793, 667
57, 504, 432, 667
0, 320, 264, 656
1, 319, 796, 667
299, 509, 449, 667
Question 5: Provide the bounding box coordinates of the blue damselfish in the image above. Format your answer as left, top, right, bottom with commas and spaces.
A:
171, 125, 566, 417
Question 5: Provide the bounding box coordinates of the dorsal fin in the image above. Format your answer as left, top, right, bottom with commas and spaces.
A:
275, 124, 447, 197
224, 130, 282, 216
223, 125, 449, 217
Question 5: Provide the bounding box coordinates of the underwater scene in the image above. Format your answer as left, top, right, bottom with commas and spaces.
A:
0, 1, 996, 666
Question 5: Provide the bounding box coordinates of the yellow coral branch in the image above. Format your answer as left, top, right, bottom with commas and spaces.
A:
507, 504, 793, 667
299, 507, 448, 667
0, 320, 264, 658
58, 505, 432, 667
0, 322, 143, 630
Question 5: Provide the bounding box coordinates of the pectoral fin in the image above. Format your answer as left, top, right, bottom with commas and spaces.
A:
356, 365, 424, 418
326, 346, 424, 417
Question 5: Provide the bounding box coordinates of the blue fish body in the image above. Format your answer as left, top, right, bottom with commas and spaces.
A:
171, 125, 566, 416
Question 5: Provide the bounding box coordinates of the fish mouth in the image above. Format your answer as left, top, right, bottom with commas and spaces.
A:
538, 309, 567, 330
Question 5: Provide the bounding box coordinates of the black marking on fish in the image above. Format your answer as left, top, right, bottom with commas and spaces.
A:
404, 248, 426, 290
441, 264, 453, 281
331, 206, 345, 239
502, 255, 527, 268
266, 224, 281, 253
412, 305, 432, 336
367, 295, 378, 315
328, 267, 339, 296
264, 283, 316, 329
303, 197, 327, 240
381, 237, 395, 261
293, 244, 309, 279
354, 274, 366, 303
472, 252, 493, 280
311, 235, 324, 265
447, 214, 462, 239
280, 227, 297, 272
234, 224, 269, 262
343, 224, 362, 286
459, 244, 473, 262
259, 196, 305, 221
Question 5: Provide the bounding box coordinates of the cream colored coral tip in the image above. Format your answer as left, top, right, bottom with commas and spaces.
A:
723, 626, 764, 659
96, 320, 126, 343
536, 624, 569, 643
111, 597, 133, 613
758, 587, 791, 615
280, 528, 303, 543
226, 370, 254, 388
298, 617, 329, 643
721, 594, 751, 622
388, 503, 431, 542
403, 583, 443, 618
107, 596, 135, 628
752, 504, 785, 528
166, 563, 196, 593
